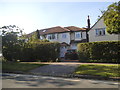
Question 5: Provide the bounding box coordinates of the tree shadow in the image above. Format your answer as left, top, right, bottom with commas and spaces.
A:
2, 74, 80, 88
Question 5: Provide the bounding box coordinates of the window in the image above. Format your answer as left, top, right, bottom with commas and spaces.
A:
75, 32, 81, 38
47, 34, 56, 40
51, 34, 55, 39
62, 33, 67, 38
95, 28, 106, 36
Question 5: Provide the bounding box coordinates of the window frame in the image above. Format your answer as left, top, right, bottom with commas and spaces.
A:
75, 32, 82, 38
47, 34, 56, 40
62, 33, 67, 38
95, 28, 106, 36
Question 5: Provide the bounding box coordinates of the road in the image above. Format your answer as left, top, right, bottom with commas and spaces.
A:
1, 73, 119, 88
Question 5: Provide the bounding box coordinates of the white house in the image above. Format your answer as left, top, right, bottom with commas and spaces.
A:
88, 17, 119, 42
38, 26, 87, 58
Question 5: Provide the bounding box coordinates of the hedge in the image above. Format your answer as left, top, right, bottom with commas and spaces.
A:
77, 41, 119, 63
20, 42, 60, 62
3, 42, 60, 62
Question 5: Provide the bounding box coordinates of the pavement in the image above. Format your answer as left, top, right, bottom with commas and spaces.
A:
2, 73, 119, 88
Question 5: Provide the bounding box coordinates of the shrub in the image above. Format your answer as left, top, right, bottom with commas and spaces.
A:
77, 41, 119, 63
19, 42, 60, 62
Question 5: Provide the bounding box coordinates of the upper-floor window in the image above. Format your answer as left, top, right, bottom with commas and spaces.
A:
62, 33, 67, 38
95, 28, 105, 36
47, 34, 56, 40
75, 32, 82, 38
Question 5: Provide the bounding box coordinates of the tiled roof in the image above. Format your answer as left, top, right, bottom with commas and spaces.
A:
39, 26, 87, 35
26, 26, 87, 36
65, 26, 87, 32
39, 26, 70, 35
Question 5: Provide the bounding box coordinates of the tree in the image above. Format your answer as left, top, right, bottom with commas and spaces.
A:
1, 25, 23, 61
103, 1, 120, 34
28, 30, 49, 43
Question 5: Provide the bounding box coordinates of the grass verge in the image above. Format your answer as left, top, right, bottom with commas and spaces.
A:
2, 62, 47, 72
74, 64, 120, 78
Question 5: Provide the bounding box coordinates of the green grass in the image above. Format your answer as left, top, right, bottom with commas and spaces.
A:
2, 62, 47, 72
74, 64, 120, 78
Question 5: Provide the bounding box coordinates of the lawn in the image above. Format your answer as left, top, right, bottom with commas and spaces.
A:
74, 64, 120, 78
2, 62, 47, 72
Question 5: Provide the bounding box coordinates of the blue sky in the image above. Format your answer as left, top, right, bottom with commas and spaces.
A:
0, 1, 114, 34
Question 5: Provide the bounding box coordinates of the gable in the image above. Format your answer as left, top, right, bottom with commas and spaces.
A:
90, 17, 106, 30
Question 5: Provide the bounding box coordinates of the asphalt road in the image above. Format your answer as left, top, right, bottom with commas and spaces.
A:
2, 73, 119, 88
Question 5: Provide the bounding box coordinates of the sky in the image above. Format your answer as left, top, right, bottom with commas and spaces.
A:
0, 1, 116, 34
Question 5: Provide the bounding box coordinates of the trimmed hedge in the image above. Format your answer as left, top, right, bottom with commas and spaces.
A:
77, 41, 119, 63
3, 41, 60, 62
19, 42, 60, 62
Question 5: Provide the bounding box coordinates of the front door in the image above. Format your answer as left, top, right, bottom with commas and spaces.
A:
60, 46, 67, 58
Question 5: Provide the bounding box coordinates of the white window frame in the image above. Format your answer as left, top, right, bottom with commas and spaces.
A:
75, 32, 82, 38
95, 28, 106, 36
62, 33, 67, 38
47, 34, 56, 40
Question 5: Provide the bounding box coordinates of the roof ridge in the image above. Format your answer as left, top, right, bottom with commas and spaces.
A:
59, 26, 71, 31
38, 26, 61, 31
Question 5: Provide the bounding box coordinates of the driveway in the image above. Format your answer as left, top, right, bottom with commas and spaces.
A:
29, 62, 117, 77
30, 63, 79, 76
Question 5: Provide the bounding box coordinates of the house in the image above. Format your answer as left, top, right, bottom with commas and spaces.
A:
26, 16, 91, 58
88, 17, 119, 42
37, 26, 87, 58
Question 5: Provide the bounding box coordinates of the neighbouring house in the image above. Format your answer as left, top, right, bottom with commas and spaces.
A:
88, 17, 119, 42
38, 26, 87, 58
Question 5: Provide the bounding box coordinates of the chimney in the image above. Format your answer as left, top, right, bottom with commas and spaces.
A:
86, 15, 90, 42
87, 15, 90, 29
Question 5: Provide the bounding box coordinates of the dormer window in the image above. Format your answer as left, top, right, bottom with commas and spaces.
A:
43, 30, 46, 32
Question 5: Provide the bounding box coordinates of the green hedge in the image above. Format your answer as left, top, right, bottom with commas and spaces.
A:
77, 41, 119, 63
19, 42, 60, 62
3, 42, 60, 62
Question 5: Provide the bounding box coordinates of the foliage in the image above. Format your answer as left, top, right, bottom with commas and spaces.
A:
28, 31, 40, 42
2, 25, 60, 62
103, 1, 120, 34
19, 42, 60, 62
1, 25, 23, 61
74, 64, 120, 78
77, 41, 119, 63
28, 31, 49, 43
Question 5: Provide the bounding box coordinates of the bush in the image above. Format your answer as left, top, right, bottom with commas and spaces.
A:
77, 41, 119, 63
19, 42, 60, 62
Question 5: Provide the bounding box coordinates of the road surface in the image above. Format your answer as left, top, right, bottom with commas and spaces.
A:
1, 73, 119, 88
